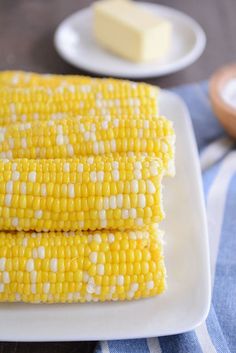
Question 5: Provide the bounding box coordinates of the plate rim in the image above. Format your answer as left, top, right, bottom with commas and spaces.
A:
54, 3, 206, 78
0, 90, 211, 341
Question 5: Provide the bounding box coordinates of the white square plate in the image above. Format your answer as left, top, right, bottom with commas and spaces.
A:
0, 90, 211, 341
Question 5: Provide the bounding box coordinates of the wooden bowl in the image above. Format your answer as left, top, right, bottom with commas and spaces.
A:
209, 63, 236, 138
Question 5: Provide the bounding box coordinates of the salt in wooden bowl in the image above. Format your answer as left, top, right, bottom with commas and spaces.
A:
209, 63, 236, 138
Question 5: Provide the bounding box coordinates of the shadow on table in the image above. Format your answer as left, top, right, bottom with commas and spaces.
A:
0, 341, 97, 353
29, 29, 100, 77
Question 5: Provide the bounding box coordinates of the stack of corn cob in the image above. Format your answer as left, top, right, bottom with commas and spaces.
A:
0, 71, 175, 303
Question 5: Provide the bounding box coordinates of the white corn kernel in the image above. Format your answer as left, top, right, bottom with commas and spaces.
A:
38, 246, 45, 259
50, 258, 58, 272
147, 281, 154, 290
20, 182, 27, 194
12, 171, 20, 181
97, 171, 104, 182
108, 233, 115, 243
12, 217, 19, 227
109, 196, 116, 209
5, 194, 12, 206
89, 252, 98, 264
6, 180, 13, 194
63, 162, 70, 172
43, 283, 50, 294
68, 183, 75, 198
117, 275, 124, 286
34, 210, 43, 219
0, 258, 6, 271
131, 180, 139, 193
147, 180, 156, 194
90, 171, 97, 182
122, 209, 129, 219
97, 264, 105, 275
28, 171, 36, 182
117, 194, 123, 208
112, 170, 119, 181
26, 259, 34, 272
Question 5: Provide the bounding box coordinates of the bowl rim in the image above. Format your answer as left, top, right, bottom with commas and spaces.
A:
209, 63, 236, 118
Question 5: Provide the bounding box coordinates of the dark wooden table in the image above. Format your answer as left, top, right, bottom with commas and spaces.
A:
1, 0, 236, 88
0, 0, 235, 351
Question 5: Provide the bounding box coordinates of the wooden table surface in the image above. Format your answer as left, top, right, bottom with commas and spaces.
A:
0, 0, 235, 351
1, 0, 236, 88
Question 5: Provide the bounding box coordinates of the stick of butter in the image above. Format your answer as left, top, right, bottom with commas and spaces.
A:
93, 0, 172, 63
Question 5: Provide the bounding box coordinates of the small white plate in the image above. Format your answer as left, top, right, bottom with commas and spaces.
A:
54, 3, 206, 78
0, 90, 210, 341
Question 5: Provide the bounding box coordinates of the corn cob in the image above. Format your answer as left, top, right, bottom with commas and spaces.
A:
0, 71, 158, 97
0, 226, 165, 303
0, 82, 158, 126
0, 115, 175, 175
0, 155, 164, 232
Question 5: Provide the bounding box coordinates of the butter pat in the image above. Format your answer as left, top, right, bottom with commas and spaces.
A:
93, 0, 172, 63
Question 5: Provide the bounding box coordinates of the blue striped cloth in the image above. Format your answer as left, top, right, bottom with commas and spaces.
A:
94, 81, 236, 353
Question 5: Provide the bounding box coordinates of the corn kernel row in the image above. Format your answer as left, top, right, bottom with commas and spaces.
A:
0, 71, 92, 87
0, 115, 175, 175
0, 71, 158, 97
